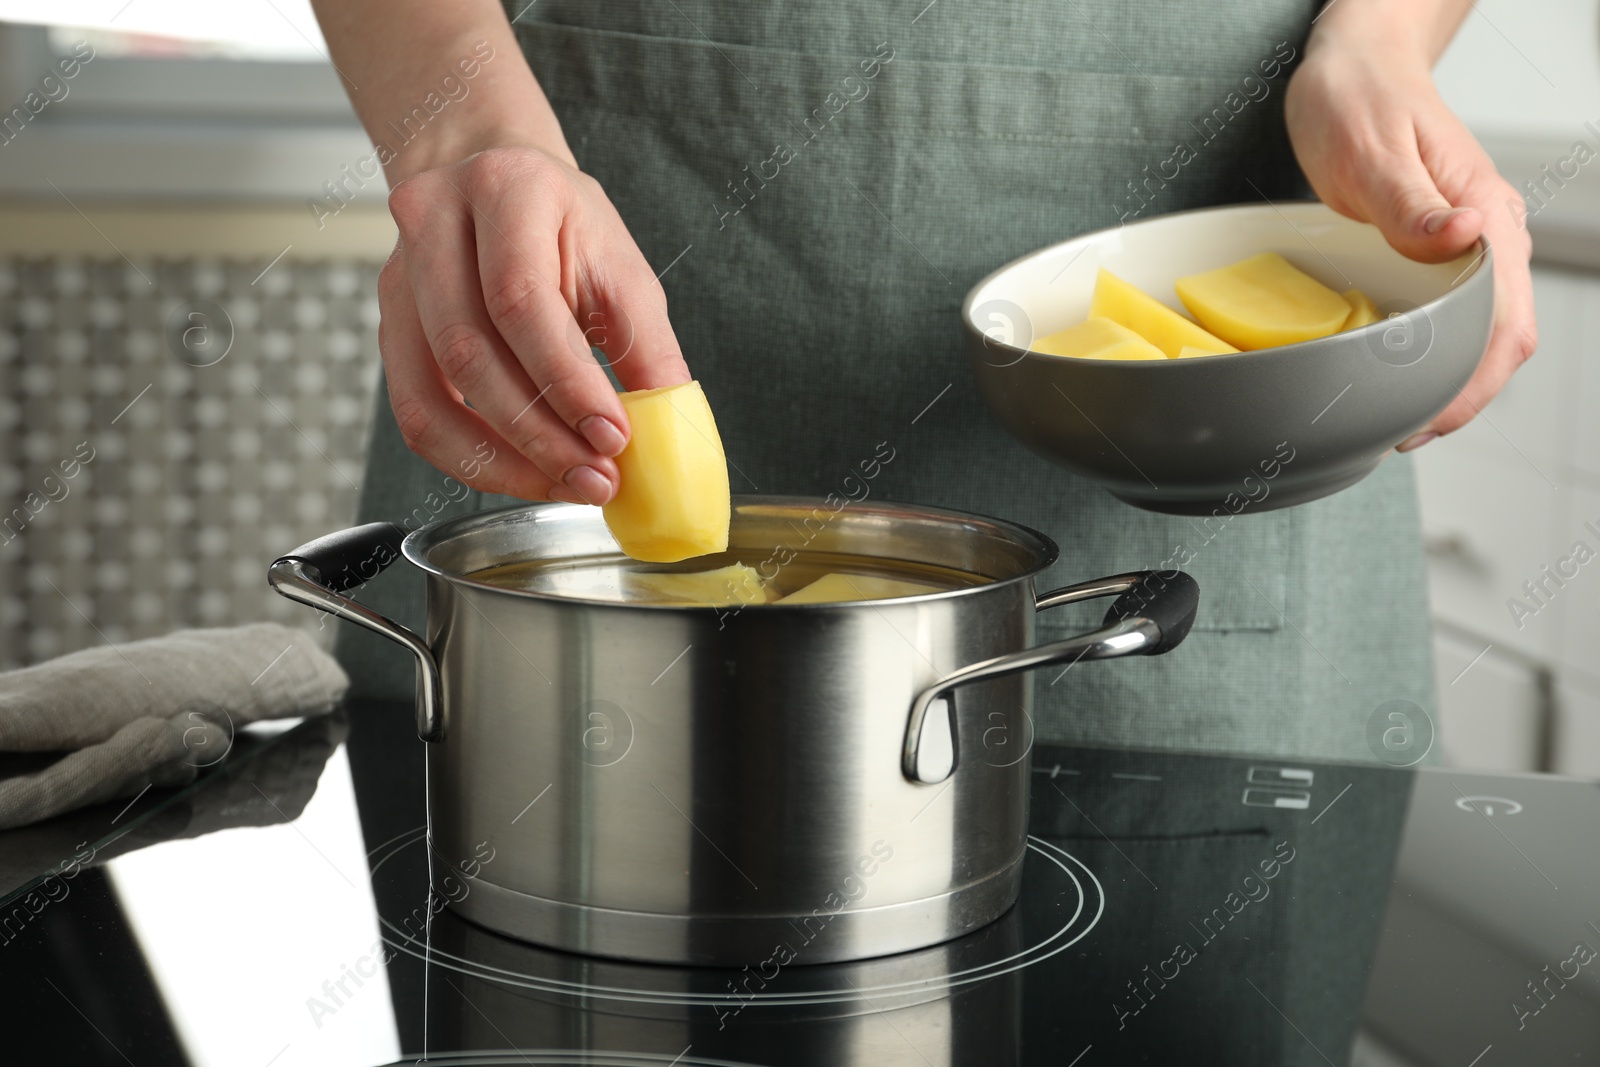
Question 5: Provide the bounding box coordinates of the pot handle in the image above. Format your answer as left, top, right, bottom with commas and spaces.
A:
901, 570, 1199, 784
267, 522, 444, 743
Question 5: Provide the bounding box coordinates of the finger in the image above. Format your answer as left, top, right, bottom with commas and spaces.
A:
461, 158, 636, 456
1403, 191, 1537, 443
1349, 141, 1484, 265
397, 183, 620, 505
570, 196, 693, 393
1407, 316, 1530, 444
377, 247, 557, 500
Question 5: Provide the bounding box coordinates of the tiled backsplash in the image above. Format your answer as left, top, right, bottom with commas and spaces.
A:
0, 256, 384, 669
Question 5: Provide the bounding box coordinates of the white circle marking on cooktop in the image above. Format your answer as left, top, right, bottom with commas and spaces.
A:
376, 835, 1104, 1009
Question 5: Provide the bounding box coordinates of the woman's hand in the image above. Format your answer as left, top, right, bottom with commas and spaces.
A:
1284, 12, 1536, 451
306, 0, 691, 502
379, 145, 691, 503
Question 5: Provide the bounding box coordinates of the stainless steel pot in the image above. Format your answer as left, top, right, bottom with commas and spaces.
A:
269, 496, 1197, 965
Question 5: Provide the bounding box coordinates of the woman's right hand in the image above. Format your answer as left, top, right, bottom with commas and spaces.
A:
379, 145, 691, 505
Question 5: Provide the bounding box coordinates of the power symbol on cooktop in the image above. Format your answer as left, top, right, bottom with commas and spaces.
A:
1454, 795, 1524, 817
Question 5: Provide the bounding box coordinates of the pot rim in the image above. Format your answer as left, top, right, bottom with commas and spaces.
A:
399, 494, 1061, 611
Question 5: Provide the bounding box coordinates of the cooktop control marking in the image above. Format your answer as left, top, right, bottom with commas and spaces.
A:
1241, 788, 1312, 810
1247, 766, 1314, 786
1454, 796, 1524, 817
1111, 772, 1162, 782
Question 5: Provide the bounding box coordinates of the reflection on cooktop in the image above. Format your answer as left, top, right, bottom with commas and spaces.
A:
0, 701, 1596, 1067
411, 839, 1096, 1066
402, 837, 1100, 1010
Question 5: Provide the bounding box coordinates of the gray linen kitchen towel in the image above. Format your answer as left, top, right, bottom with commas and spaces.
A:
0, 623, 348, 830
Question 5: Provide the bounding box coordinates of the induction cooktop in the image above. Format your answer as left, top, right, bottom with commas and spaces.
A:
1, 700, 1595, 1066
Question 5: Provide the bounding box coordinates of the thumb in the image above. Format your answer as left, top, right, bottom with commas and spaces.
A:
1355, 154, 1483, 264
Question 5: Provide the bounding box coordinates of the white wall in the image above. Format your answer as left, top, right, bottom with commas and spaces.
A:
1419, 0, 1600, 776
1435, 0, 1600, 140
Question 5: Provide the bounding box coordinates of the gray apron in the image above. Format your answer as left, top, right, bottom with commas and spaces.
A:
338, 0, 1437, 762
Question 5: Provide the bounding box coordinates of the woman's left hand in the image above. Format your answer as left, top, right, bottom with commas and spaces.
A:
1284, 19, 1536, 451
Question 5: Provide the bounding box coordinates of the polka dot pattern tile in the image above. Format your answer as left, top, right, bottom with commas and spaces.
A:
0, 257, 382, 668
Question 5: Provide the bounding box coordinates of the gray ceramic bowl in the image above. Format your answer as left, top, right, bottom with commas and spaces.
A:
962, 202, 1493, 514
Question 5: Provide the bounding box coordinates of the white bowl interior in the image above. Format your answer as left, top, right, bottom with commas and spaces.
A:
969, 202, 1483, 343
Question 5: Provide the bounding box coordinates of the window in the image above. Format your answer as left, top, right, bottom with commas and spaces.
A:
0, 3, 373, 200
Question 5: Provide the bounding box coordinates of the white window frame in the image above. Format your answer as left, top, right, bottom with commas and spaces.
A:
0, 22, 382, 202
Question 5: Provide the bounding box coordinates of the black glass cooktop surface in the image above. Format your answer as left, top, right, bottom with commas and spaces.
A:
1, 700, 1596, 1066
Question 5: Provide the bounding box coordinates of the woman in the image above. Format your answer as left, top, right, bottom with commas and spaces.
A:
311, 0, 1534, 761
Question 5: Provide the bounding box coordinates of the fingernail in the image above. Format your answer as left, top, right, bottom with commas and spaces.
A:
1397, 431, 1438, 452
548, 487, 588, 505
578, 415, 627, 457
1422, 207, 1471, 235
562, 464, 613, 505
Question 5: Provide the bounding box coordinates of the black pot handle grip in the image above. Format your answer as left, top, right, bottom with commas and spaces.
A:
1102, 570, 1200, 654
272, 521, 408, 594
268, 522, 442, 742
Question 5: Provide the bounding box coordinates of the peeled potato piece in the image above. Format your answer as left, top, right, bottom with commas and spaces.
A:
627, 563, 774, 606
602, 381, 731, 563
778, 573, 943, 604
1088, 268, 1236, 357
1031, 316, 1166, 361
1175, 252, 1352, 350
1175, 345, 1223, 359
1341, 288, 1382, 330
